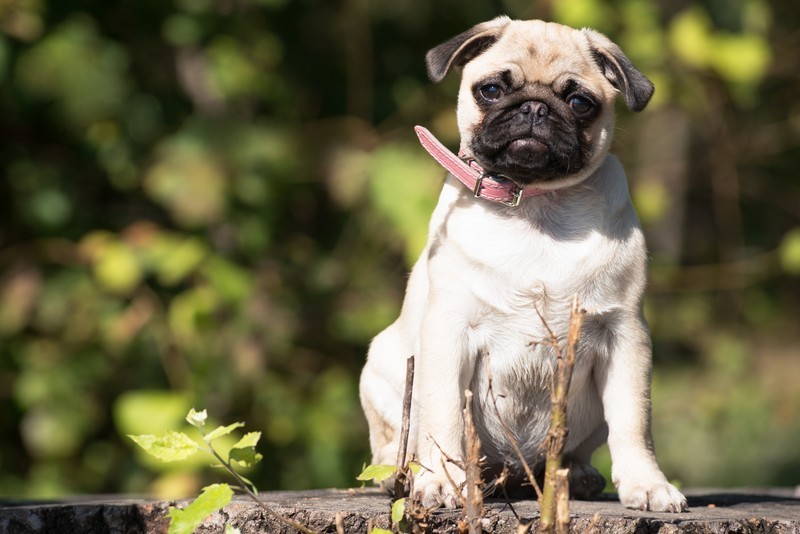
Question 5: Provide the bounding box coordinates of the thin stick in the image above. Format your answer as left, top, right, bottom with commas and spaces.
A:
463, 389, 484, 534
395, 355, 415, 497
205, 444, 317, 534
539, 296, 585, 534
440, 456, 466, 508
429, 435, 465, 470
484, 352, 542, 500
335, 512, 345, 534
555, 468, 570, 534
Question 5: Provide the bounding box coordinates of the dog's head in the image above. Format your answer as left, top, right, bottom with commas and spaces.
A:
426, 17, 654, 189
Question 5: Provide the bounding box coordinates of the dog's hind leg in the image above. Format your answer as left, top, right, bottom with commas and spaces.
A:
360, 324, 417, 466
565, 423, 608, 499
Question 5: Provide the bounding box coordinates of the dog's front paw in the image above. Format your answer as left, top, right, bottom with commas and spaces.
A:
617, 478, 687, 512
413, 470, 465, 508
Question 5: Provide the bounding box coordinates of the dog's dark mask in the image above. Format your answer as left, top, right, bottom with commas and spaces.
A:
469, 77, 601, 185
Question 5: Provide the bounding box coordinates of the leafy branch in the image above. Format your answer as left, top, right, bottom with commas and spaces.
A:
129, 408, 316, 534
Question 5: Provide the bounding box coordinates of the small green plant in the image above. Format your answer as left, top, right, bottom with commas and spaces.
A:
357, 461, 421, 533
130, 408, 314, 534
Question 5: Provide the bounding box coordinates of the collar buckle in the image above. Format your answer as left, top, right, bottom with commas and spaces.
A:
463, 156, 523, 207
502, 185, 523, 207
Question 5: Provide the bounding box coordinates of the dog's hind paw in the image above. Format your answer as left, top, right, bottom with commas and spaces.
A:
568, 463, 606, 499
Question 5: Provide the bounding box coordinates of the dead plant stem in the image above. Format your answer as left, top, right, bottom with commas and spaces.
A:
539, 296, 585, 534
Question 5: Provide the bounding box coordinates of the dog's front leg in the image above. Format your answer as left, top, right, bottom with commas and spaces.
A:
598, 314, 687, 512
413, 301, 476, 509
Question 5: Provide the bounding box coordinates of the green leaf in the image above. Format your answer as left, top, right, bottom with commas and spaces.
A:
231, 431, 261, 450
779, 227, 800, 275
229, 447, 263, 468
356, 464, 396, 483
128, 431, 200, 462
391, 497, 406, 525
370, 529, 393, 534
225, 525, 242, 534
229, 431, 263, 467
168, 483, 233, 534
186, 408, 208, 428
407, 461, 421, 476
204, 422, 245, 442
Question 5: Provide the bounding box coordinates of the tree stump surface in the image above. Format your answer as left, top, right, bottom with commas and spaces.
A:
1, 487, 799, 533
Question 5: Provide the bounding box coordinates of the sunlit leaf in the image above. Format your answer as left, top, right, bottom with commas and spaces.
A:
229, 431, 263, 467
229, 446, 263, 468
408, 461, 422, 476
167, 483, 233, 534
356, 464, 396, 483
129, 431, 200, 462
231, 431, 261, 450
204, 422, 245, 442
779, 228, 800, 275
391, 497, 405, 525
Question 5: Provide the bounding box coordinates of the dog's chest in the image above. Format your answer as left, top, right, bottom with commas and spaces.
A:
436, 192, 618, 308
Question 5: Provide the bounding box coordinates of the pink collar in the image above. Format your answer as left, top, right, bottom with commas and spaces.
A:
414, 125, 548, 207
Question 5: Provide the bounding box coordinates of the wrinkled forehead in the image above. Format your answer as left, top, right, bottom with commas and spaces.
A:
462, 20, 611, 95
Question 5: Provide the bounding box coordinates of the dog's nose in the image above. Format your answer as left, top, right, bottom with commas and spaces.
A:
520, 100, 549, 119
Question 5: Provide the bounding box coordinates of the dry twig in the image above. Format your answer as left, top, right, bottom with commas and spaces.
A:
395, 356, 416, 497
334, 511, 345, 534
484, 352, 543, 501
463, 389, 484, 534
539, 296, 585, 533
555, 468, 570, 534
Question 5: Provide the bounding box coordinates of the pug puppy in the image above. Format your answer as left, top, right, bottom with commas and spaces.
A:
359, 16, 687, 513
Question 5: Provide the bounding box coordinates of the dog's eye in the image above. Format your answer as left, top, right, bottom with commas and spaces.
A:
567, 95, 594, 114
479, 84, 504, 102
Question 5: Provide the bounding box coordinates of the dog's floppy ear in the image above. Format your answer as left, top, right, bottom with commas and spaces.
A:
425, 16, 511, 83
583, 29, 654, 112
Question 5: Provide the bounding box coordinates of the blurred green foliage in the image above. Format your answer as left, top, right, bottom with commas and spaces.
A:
0, 0, 798, 499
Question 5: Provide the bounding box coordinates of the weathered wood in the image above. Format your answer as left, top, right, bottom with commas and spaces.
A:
1, 488, 799, 533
